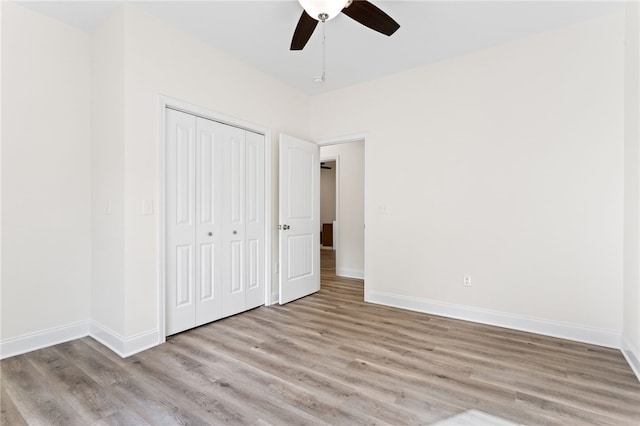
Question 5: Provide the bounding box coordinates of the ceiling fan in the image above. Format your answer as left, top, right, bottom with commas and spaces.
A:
291, 0, 400, 51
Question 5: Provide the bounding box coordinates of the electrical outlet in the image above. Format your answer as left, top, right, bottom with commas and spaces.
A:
463, 275, 472, 287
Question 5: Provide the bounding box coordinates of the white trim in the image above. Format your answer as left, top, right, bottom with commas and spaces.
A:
621, 335, 640, 381
157, 96, 273, 338
0, 320, 90, 359
317, 132, 368, 298
320, 154, 339, 256
336, 268, 365, 279
157, 96, 168, 344
264, 131, 273, 306
317, 132, 369, 146
160, 96, 271, 136
366, 290, 620, 349
90, 321, 159, 358
334, 156, 341, 263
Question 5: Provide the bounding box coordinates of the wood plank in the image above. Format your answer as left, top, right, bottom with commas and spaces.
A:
1, 355, 82, 425
0, 385, 27, 426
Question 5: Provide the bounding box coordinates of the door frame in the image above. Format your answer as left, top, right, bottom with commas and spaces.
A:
157, 96, 272, 342
319, 154, 339, 254
317, 132, 368, 288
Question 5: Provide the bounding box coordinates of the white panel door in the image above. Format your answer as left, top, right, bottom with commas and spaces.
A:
245, 131, 265, 310
279, 134, 320, 304
222, 125, 247, 317
166, 109, 197, 335
194, 117, 224, 326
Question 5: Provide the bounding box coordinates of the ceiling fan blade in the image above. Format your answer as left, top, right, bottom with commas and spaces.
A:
291, 11, 318, 50
342, 0, 400, 37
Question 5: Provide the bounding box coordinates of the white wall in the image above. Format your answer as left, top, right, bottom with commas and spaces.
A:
623, 1, 640, 377
1, 3, 91, 339
311, 14, 625, 344
91, 8, 126, 337
321, 142, 365, 278
320, 163, 336, 233
119, 5, 310, 337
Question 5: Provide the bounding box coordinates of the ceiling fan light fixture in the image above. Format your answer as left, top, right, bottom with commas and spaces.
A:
298, 0, 346, 21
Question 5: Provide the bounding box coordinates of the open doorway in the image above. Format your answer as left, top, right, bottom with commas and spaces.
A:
319, 140, 365, 280
320, 160, 337, 251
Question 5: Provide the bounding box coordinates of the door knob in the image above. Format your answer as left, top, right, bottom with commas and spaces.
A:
232, 230, 237, 235
283, 224, 290, 230
208, 232, 213, 236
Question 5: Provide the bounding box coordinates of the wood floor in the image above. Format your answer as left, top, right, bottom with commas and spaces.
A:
2, 250, 639, 425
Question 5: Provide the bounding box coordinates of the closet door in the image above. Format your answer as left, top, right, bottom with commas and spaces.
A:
245, 131, 265, 309
221, 125, 247, 317
166, 108, 265, 335
194, 117, 223, 326
166, 109, 197, 335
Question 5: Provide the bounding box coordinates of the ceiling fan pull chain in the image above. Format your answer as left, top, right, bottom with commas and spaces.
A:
322, 21, 326, 82
314, 21, 327, 83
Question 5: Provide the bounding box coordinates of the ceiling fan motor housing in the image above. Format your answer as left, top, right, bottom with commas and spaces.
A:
298, 0, 347, 21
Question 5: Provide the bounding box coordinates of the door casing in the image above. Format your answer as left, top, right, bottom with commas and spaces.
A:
317, 132, 368, 287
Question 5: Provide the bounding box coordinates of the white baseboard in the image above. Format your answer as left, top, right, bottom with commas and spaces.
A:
1, 321, 160, 360
336, 267, 364, 280
621, 335, 640, 381
0, 320, 90, 359
365, 290, 620, 349
89, 321, 159, 358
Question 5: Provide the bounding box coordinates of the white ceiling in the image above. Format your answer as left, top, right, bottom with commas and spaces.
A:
18, 1, 626, 95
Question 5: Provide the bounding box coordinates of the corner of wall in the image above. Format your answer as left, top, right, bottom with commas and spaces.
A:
89, 321, 158, 358
90, 4, 126, 336
623, 0, 640, 381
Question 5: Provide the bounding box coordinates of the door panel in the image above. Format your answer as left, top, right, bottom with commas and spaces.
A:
248, 239, 259, 289
222, 125, 247, 317
279, 134, 320, 304
194, 117, 223, 326
245, 131, 265, 309
166, 109, 197, 335
199, 243, 214, 301
176, 132, 193, 225
287, 234, 314, 280
175, 245, 194, 306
